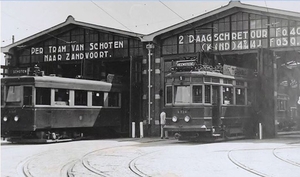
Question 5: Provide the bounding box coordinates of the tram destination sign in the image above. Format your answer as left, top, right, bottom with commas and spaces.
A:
9, 67, 30, 76
31, 41, 124, 62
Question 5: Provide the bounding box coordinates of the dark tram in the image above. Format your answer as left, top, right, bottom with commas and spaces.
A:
1, 73, 126, 143
163, 60, 255, 141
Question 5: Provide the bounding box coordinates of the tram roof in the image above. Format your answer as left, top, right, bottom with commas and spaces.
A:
1, 76, 124, 92
166, 71, 252, 80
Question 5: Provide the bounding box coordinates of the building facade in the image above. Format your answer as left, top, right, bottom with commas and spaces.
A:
2, 1, 300, 137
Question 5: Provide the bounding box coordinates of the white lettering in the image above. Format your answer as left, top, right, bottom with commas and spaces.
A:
66, 53, 70, 60
237, 32, 242, 40
214, 33, 219, 41
290, 37, 296, 46
179, 35, 184, 44
256, 30, 262, 38
71, 44, 84, 51
201, 35, 206, 42
282, 28, 288, 36
196, 35, 201, 43
90, 43, 94, 50
297, 27, 300, 35
207, 34, 211, 42
44, 55, 48, 62
237, 41, 243, 49
232, 32, 237, 40
243, 40, 249, 49
282, 38, 288, 46
118, 41, 124, 48
52, 46, 57, 53
243, 31, 248, 39
225, 42, 230, 50
290, 27, 296, 35
189, 35, 194, 43
262, 29, 268, 38
219, 33, 224, 41
250, 40, 256, 49
250, 31, 256, 39
224, 32, 230, 41
232, 41, 236, 50
276, 28, 281, 37
276, 38, 281, 46
270, 38, 275, 47
219, 43, 224, 50
31, 47, 43, 54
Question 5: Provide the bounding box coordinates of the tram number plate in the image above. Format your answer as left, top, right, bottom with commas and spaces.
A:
178, 110, 187, 114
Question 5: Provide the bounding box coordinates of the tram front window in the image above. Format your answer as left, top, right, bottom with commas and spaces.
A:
193, 85, 202, 103
174, 86, 190, 104
6, 86, 21, 106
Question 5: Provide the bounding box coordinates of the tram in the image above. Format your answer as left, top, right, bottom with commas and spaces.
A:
1, 72, 126, 143
163, 59, 255, 141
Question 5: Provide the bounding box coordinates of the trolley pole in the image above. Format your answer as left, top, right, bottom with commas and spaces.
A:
146, 43, 155, 125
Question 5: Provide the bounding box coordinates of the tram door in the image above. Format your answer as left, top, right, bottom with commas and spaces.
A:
212, 86, 221, 127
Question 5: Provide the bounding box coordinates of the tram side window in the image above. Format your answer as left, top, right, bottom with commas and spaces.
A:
92, 91, 104, 106
166, 86, 172, 104
55, 89, 69, 105
223, 87, 233, 104
174, 86, 190, 104
36, 88, 51, 105
236, 88, 245, 105
6, 86, 21, 105
108, 92, 120, 107
205, 85, 211, 103
193, 85, 202, 103
75, 90, 87, 106
23, 86, 32, 105
277, 100, 287, 111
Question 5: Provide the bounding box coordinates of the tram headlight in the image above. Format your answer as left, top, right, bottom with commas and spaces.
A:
184, 116, 191, 122
172, 116, 178, 122
14, 116, 19, 122
3, 116, 8, 122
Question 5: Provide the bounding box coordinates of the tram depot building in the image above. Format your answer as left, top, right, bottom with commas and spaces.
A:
2, 1, 300, 138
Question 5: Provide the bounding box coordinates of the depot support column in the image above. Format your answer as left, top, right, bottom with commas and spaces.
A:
146, 43, 155, 125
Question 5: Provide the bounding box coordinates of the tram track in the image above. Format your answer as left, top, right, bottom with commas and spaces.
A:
272, 145, 300, 168
227, 144, 300, 177
63, 141, 161, 177
17, 150, 56, 177
227, 149, 269, 177
128, 151, 160, 177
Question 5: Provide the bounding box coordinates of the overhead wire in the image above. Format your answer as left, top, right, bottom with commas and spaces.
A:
90, 1, 133, 32
158, 0, 194, 29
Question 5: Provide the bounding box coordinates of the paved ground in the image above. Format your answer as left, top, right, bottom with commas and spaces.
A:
1, 134, 300, 177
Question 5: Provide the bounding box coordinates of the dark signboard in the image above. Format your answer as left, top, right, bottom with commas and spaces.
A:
9, 68, 29, 76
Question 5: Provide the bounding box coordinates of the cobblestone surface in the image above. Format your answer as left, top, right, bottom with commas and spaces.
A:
1, 135, 300, 177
